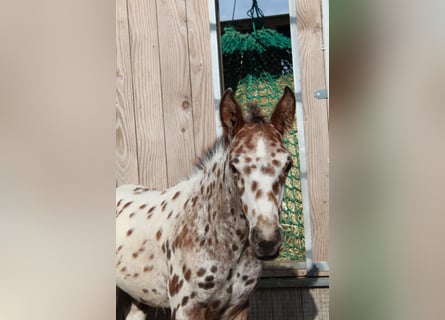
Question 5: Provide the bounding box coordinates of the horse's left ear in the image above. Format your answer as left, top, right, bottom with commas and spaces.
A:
220, 88, 245, 138
271, 86, 296, 134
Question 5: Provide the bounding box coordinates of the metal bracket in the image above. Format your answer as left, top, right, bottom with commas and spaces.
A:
314, 88, 328, 99
296, 92, 302, 102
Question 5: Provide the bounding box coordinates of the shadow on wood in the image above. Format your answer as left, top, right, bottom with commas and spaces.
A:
248, 270, 326, 320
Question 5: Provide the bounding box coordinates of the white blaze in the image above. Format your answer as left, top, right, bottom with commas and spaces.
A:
256, 137, 266, 157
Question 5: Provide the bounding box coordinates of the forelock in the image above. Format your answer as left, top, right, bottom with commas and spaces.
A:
246, 102, 267, 124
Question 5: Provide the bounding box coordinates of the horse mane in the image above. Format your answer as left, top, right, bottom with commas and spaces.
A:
194, 136, 230, 171
194, 102, 268, 172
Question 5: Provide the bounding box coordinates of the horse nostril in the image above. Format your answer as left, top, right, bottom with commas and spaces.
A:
250, 226, 283, 259
251, 227, 259, 243
258, 240, 276, 253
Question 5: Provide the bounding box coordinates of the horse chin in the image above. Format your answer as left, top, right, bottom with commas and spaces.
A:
255, 249, 280, 261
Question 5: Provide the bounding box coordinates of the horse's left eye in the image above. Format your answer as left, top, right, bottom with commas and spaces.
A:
230, 164, 239, 175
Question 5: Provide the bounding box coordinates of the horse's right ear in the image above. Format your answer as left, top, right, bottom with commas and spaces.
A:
219, 88, 244, 138
271, 86, 296, 134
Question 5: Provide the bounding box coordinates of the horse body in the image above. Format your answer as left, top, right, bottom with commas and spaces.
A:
116, 87, 296, 320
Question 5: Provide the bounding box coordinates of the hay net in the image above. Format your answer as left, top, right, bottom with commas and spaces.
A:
221, 1, 305, 261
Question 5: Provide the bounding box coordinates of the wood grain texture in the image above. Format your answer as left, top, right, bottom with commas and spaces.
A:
295, 0, 329, 263
272, 288, 305, 320
120, 0, 216, 189
302, 288, 329, 319
127, 0, 168, 190
249, 288, 305, 320
185, 0, 216, 157
249, 289, 277, 320
116, 0, 139, 186
129, 287, 329, 320
263, 260, 308, 277
156, 0, 196, 186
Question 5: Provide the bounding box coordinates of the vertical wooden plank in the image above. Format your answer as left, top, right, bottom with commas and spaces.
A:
302, 288, 329, 320
157, 0, 196, 186
127, 0, 168, 190
249, 289, 276, 320
288, 0, 314, 269
186, 0, 216, 155
250, 288, 305, 320
272, 288, 305, 320
321, 0, 329, 105
295, 0, 329, 263
116, 0, 139, 186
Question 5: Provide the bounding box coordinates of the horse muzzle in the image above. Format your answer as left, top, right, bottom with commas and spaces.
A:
250, 227, 282, 259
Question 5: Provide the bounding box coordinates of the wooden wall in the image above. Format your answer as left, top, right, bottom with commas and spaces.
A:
116, 0, 329, 318
116, 0, 216, 189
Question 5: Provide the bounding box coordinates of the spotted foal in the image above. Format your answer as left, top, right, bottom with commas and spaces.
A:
116, 87, 296, 320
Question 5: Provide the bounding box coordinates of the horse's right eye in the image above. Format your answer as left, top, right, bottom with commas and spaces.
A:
284, 159, 293, 173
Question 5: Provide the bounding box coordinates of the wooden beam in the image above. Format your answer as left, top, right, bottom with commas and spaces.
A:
263, 261, 329, 278
295, 0, 329, 263
257, 277, 329, 288
288, 0, 314, 270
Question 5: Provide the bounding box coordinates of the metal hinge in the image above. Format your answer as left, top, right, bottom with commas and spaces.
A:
314, 88, 328, 99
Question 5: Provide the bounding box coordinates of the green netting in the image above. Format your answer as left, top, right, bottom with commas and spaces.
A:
221, 26, 293, 91
221, 3, 305, 260
233, 73, 305, 261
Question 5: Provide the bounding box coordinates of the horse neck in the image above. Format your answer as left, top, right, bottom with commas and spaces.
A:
193, 142, 246, 233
